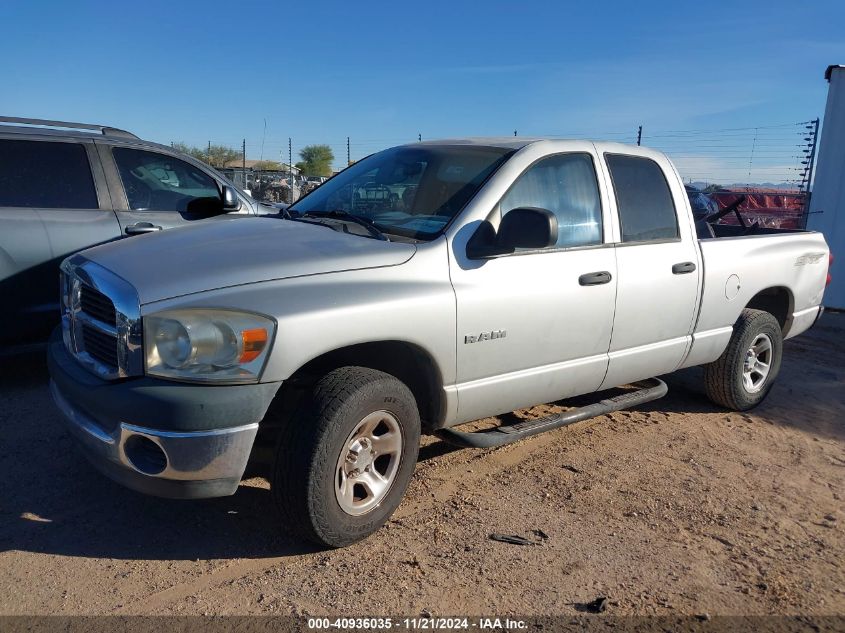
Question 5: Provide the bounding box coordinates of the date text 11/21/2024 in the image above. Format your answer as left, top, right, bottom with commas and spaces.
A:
306, 617, 528, 630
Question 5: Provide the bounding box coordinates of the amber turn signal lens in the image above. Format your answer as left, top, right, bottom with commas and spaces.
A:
240, 328, 268, 363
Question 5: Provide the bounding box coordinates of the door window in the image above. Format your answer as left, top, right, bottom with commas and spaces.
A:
112, 148, 221, 214
500, 153, 602, 248
605, 154, 679, 242
0, 139, 98, 209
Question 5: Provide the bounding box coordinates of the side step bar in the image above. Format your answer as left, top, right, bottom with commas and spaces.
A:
436, 378, 668, 449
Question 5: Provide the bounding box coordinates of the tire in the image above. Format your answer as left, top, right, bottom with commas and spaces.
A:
704, 308, 783, 411
271, 366, 421, 548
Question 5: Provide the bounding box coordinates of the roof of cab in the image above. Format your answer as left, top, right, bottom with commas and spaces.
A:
410, 137, 545, 150
407, 137, 654, 155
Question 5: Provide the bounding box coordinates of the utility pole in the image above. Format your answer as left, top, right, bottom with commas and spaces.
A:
802, 118, 821, 228
636, 125, 642, 146
347, 136, 351, 165
288, 137, 293, 203
208, 140, 211, 160
241, 139, 246, 188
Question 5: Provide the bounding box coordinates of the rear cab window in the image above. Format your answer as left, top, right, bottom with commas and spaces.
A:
605, 154, 679, 242
0, 139, 98, 209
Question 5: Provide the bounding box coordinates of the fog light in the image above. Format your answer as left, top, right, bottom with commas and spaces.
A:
123, 434, 168, 475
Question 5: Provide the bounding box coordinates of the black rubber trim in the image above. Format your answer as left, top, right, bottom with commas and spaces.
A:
813, 305, 825, 327
436, 378, 667, 448
47, 328, 281, 432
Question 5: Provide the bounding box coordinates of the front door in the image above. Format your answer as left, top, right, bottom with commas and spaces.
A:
450, 151, 618, 424
98, 144, 228, 235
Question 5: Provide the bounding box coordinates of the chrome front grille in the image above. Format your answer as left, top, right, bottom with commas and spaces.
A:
81, 323, 119, 367
79, 285, 117, 327
61, 255, 143, 380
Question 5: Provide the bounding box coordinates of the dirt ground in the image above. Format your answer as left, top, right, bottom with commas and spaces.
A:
0, 313, 843, 618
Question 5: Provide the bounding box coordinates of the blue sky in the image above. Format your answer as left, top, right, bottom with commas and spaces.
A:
3, 0, 844, 182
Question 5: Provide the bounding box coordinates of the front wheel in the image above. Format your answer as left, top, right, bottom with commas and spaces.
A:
704, 308, 783, 411
272, 366, 421, 548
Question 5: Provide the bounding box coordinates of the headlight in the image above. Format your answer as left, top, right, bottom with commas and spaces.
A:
144, 309, 275, 384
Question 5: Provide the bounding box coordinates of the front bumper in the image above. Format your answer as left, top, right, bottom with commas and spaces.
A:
47, 329, 281, 499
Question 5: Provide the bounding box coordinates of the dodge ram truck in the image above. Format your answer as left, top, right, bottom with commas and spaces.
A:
47, 138, 831, 547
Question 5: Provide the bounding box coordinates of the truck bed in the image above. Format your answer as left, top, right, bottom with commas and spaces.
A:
702, 222, 813, 239
679, 229, 829, 371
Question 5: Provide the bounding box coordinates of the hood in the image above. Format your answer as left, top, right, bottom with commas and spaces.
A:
81, 216, 416, 304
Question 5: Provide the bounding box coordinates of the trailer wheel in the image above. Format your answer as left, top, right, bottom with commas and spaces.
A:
704, 308, 783, 411
271, 366, 420, 548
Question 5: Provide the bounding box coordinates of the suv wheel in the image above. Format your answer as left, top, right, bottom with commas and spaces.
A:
704, 308, 783, 411
272, 366, 420, 548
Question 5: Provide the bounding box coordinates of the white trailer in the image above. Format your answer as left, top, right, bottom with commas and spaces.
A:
809, 65, 845, 308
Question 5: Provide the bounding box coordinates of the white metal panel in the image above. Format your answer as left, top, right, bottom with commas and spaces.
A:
450, 247, 618, 423
808, 66, 845, 308
696, 233, 829, 335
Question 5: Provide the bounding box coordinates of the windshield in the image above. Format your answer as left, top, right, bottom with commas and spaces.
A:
289, 145, 514, 239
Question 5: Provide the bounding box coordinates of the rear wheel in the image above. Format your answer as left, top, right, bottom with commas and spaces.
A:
704, 308, 783, 411
271, 366, 420, 548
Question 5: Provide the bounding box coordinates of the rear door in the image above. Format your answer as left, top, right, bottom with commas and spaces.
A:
599, 152, 702, 389
0, 137, 120, 344
97, 144, 231, 235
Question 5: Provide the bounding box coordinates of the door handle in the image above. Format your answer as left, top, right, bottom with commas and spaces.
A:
125, 222, 163, 235
672, 261, 697, 274
578, 271, 612, 286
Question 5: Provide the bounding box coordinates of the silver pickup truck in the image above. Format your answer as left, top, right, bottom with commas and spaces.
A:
47, 138, 831, 547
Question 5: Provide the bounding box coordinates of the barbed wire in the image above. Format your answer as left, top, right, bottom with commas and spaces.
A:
175, 119, 817, 188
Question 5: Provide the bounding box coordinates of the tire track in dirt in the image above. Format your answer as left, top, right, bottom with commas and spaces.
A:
112, 427, 571, 614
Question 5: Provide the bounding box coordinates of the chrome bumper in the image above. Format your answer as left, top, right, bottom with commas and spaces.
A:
50, 380, 258, 499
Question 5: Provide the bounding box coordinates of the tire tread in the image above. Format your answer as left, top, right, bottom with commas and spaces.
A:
703, 308, 782, 411
272, 366, 419, 547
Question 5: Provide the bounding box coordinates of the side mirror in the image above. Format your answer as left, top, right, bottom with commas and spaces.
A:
222, 185, 242, 211
467, 207, 558, 258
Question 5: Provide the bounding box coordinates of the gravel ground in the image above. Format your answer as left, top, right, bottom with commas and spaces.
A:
0, 313, 843, 617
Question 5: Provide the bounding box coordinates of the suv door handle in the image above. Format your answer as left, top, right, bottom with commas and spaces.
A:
578, 271, 612, 286
672, 261, 697, 274
125, 222, 162, 235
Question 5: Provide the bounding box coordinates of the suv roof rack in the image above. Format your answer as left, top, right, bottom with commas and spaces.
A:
0, 115, 138, 139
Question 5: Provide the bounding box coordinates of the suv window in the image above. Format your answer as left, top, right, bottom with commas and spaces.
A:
605, 154, 679, 242
112, 148, 221, 214
500, 153, 602, 248
0, 139, 98, 209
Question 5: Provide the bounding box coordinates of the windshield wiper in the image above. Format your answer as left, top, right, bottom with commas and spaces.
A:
298, 210, 390, 241
259, 201, 293, 219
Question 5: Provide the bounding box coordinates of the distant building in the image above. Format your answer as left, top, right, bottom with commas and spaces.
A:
808, 65, 845, 309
